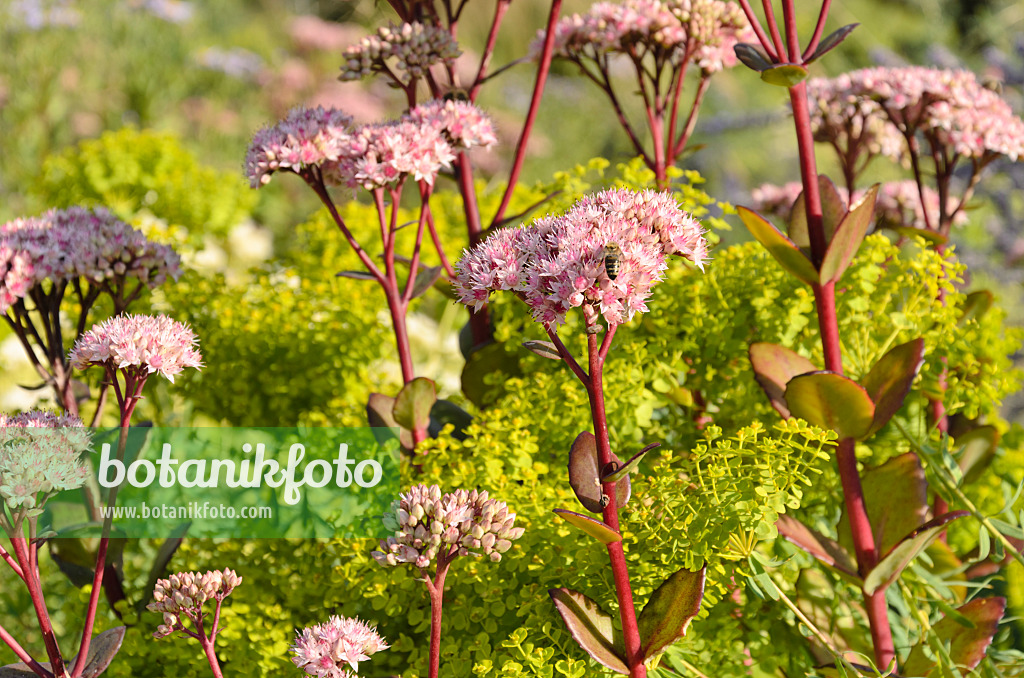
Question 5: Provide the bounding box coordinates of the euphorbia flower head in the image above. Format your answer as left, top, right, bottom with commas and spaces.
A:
371, 484, 525, 569
291, 616, 388, 678
148, 568, 242, 639
338, 22, 460, 85
68, 313, 203, 383
0, 410, 90, 512
454, 188, 707, 327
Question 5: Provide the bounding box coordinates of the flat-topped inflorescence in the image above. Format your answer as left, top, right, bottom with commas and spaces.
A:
291, 616, 388, 678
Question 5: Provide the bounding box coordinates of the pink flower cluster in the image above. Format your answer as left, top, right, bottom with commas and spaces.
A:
291, 616, 388, 678
68, 314, 203, 383
371, 484, 525, 570
806, 75, 905, 161
455, 189, 707, 327
0, 410, 90, 512
816, 67, 1024, 161
246, 102, 495, 190
148, 569, 242, 639
0, 207, 181, 314
535, 0, 753, 73
338, 22, 460, 85
750, 180, 967, 233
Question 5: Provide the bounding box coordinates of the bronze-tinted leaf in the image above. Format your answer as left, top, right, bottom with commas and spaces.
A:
392, 378, 437, 433
549, 589, 628, 674
522, 340, 562, 361
784, 371, 875, 439
819, 184, 878, 284
366, 393, 410, 448
787, 175, 846, 250
863, 512, 969, 595
553, 509, 622, 544
733, 43, 773, 72
460, 340, 522, 408
902, 597, 1006, 676
748, 343, 818, 418
776, 514, 858, 578
638, 567, 706, 659
334, 270, 376, 280
409, 265, 444, 299
736, 207, 819, 286
860, 338, 925, 436
568, 432, 629, 514
1, 627, 128, 678
601, 443, 659, 483
837, 452, 928, 557
805, 24, 859, 64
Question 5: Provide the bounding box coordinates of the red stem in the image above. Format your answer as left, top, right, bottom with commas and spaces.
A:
0, 541, 25, 579
0, 621, 52, 678
671, 75, 712, 159
491, 0, 563, 227
11, 538, 66, 678
470, 0, 510, 100
199, 628, 225, 678
585, 329, 645, 677
425, 557, 451, 678
801, 0, 834, 60
735, 0, 779, 60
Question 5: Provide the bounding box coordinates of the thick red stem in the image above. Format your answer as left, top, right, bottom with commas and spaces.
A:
427, 560, 451, 678
586, 331, 646, 677
11, 538, 66, 678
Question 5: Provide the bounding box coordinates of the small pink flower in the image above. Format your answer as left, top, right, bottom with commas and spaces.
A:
148, 568, 242, 640
325, 119, 455, 189
0, 411, 91, 511
455, 189, 706, 327
291, 616, 388, 678
69, 314, 203, 383
408, 99, 498, 150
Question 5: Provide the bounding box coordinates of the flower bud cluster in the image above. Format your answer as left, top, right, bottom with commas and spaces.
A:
0, 411, 90, 512
291, 616, 388, 678
0, 207, 181, 314
148, 568, 242, 639
455, 188, 707, 327
338, 22, 460, 85
248, 102, 496, 191
371, 484, 525, 570
69, 313, 203, 383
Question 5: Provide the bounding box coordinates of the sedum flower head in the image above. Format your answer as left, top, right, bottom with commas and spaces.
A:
0, 208, 181, 314
806, 74, 906, 162
69, 314, 203, 383
338, 22, 460, 85
148, 568, 242, 639
245, 106, 358, 188
0, 411, 90, 511
325, 119, 455, 190
371, 484, 525, 569
454, 188, 707, 327
407, 99, 498, 150
291, 616, 388, 678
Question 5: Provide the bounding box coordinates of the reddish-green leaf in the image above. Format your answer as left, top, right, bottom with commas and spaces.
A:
334, 270, 377, 281
602, 443, 659, 483
863, 512, 970, 595
806, 23, 860, 63
902, 597, 1006, 676
760, 64, 809, 87
553, 509, 622, 544
393, 378, 437, 433
736, 207, 818, 286
776, 514, 858, 578
1, 627, 127, 678
838, 453, 928, 557
367, 393, 410, 448
549, 589, 628, 674
861, 338, 925, 436
748, 343, 818, 418
638, 566, 706, 659
522, 340, 562, 361
568, 432, 629, 514
409, 265, 443, 299
460, 341, 522, 408
788, 175, 846, 250
784, 371, 875, 439
733, 43, 773, 72
819, 184, 879, 284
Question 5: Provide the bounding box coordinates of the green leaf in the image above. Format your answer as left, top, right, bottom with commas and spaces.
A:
863, 512, 969, 595
733, 43, 773, 72
790, 175, 847, 247
902, 597, 1006, 676
748, 343, 818, 418
805, 24, 860, 63
784, 371, 875, 439
776, 514, 858, 578
553, 509, 622, 544
838, 453, 928, 556
819, 184, 878, 284
638, 566, 706, 660
522, 340, 562, 361
736, 207, 818, 286
393, 378, 437, 433
760, 64, 809, 87
956, 425, 1000, 486
959, 290, 994, 325
568, 432, 629, 514
860, 337, 925, 436
601, 443, 659, 483
548, 589, 628, 675
366, 393, 410, 449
